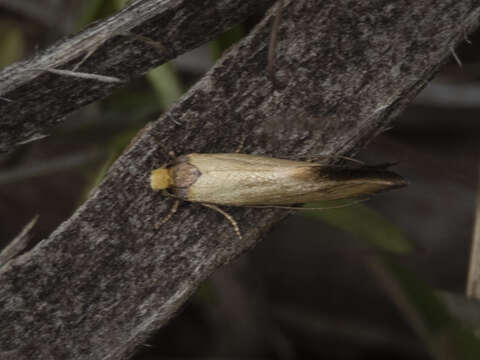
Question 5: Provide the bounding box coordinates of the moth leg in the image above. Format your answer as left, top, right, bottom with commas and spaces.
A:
154, 199, 180, 229
202, 204, 242, 240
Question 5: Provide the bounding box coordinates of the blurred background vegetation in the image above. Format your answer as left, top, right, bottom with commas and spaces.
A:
1, 1, 480, 359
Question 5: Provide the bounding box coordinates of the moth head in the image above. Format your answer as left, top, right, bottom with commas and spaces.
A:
150, 167, 172, 190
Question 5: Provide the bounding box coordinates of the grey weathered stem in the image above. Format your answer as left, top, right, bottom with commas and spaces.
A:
467, 166, 480, 299
0, 0, 275, 152
0, 216, 38, 268
1, 1, 480, 359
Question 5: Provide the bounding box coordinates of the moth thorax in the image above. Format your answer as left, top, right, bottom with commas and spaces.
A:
171, 162, 201, 188
150, 168, 172, 190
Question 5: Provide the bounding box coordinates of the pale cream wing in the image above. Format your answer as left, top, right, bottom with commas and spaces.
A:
186, 155, 328, 206
184, 153, 405, 206
187, 153, 316, 171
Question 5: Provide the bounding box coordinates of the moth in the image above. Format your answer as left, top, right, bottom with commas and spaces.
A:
150, 153, 406, 238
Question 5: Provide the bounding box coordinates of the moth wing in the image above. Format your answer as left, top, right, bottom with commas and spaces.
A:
185, 154, 327, 205
187, 153, 321, 171
184, 153, 405, 206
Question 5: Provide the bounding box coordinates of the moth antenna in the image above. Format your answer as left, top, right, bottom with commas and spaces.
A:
305, 154, 365, 166
337, 155, 365, 166
364, 161, 399, 170
203, 204, 242, 240
249, 198, 369, 210
154, 199, 180, 229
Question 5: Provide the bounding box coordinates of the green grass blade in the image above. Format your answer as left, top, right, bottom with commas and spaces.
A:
303, 202, 414, 254
372, 256, 480, 360
0, 25, 25, 69
147, 63, 184, 110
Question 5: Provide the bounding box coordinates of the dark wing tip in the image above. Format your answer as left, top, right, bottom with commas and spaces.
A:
313, 165, 408, 197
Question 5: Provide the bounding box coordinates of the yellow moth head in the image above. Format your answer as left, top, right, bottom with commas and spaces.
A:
150, 168, 171, 191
